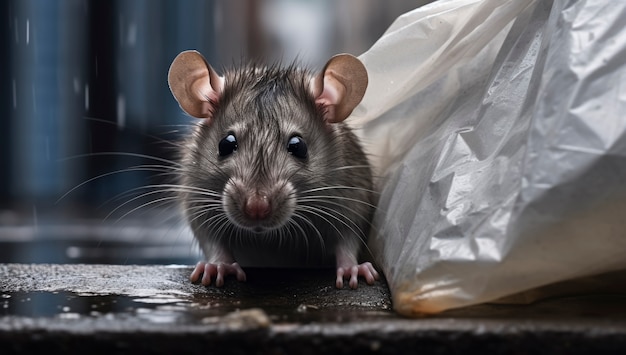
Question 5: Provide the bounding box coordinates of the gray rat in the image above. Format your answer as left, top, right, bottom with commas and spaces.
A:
168, 50, 378, 289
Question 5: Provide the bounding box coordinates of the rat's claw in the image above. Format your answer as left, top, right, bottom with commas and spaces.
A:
203, 263, 218, 286
336, 262, 380, 289
361, 262, 380, 284
190, 261, 206, 283
190, 261, 246, 287
336, 267, 346, 289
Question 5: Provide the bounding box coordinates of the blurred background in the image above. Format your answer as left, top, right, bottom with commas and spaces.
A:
0, 0, 430, 265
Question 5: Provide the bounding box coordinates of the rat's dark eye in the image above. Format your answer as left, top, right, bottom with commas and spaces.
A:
287, 135, 307, 159
219, 133, 238, 156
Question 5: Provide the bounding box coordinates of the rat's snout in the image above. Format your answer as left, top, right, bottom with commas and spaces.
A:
223, 177, 295, 232
244, 194, 271, 220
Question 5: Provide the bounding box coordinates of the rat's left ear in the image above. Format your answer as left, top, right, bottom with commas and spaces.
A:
168, 50, 224, 121
311, 54, 368, 123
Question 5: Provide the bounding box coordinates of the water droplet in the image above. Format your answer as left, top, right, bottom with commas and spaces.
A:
127, 23, 137, 46
12, 79, 16, 109
66, 246, 81, 259
117, 95, 126, 129
73, 77, 80, 94
85, 84, 90, 110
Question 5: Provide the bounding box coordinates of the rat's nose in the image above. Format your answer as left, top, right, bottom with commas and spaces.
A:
244, 195, 271, 220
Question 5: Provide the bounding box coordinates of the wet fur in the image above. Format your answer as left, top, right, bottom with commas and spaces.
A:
179, 62, 374, 267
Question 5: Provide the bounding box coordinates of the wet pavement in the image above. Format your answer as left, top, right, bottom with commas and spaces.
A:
1, 264, 626, 354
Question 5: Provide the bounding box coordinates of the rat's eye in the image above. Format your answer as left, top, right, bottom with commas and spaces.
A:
287, 135, 307, 159
219, 133, 238, 156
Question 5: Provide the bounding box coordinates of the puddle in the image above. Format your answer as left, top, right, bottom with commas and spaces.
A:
0, 290, 394, 325
0, 290, 249, 324
0, 291, 201, 324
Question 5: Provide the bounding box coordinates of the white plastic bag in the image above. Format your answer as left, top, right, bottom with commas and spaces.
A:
351, 0, 626, 315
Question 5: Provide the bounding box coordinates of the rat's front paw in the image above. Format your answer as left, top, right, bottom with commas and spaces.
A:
335, 262, 380, 289
190, 261, 247, 287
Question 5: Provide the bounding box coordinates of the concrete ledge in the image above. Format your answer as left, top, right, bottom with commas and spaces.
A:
1, 264, 626, 354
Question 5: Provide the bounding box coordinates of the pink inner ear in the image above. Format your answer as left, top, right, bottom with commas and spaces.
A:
315, 74, 346, 123
199, 101, 215, 120
190, 76, 221, 118
191, 79, 211, 115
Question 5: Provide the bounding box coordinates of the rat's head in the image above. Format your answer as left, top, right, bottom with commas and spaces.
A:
168, 51, 367, 235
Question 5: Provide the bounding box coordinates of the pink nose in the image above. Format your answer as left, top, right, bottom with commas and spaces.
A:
244, 195, 271, 220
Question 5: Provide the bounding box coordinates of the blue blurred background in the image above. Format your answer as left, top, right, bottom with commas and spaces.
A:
0, 0, 428, 264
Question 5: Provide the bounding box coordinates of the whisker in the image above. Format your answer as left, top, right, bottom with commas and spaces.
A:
299, 185, 380, 196
301, 185, 380, 195
298, 195, 379, 210
193, 208, 228, 238
295, 197, 376, 229
291, 212, 325, 254
108, 195, 180, 223
98, 184, 177, 211
103, 184, 223, 209
59, 151, 183, 168
108, 184, 221, 222
296, 205, 346, 242
104, 188, 182, 220
298, 204, 367, 249
56, 165, 180, 204
82, 115, 191, 148
142, 184, 223, 198
327, 165, 371, 172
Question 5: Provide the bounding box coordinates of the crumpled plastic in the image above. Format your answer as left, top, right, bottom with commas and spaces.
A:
350, 0, 626, 315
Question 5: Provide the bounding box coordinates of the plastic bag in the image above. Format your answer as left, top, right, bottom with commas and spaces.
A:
351, 0, 626, 315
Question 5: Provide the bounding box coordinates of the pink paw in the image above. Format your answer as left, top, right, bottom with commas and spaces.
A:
190, 261, 247, 287
335, 262, 380, 289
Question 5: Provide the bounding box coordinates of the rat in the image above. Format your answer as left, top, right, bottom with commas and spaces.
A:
167, 50, 379, 289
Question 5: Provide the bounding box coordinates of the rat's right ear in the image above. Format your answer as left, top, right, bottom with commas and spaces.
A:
310, 54, 368, 124
168, 50, 224, 120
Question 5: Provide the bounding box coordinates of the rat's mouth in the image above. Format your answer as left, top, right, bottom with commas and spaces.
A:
251, 226, 268, 234
233, 218, 284, 234
226, 209, 294, 235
